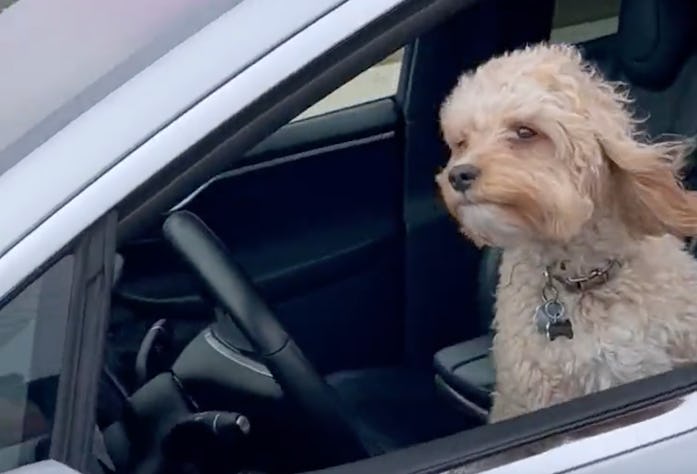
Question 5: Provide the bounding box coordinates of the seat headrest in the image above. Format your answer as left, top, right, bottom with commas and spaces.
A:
617, 0, 697, 89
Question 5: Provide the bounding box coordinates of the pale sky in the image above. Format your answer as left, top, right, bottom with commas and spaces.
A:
0, 0, 223, 153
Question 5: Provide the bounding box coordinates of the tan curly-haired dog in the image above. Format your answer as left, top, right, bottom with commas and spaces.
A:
436, 43, 697, 423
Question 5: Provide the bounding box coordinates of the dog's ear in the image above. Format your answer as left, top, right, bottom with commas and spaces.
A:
579, 73, 697, 238
600, 133, 697, 238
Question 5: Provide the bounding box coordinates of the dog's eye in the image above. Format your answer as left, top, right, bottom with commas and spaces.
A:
454, 138, 467, 149
515, 126, 537, 140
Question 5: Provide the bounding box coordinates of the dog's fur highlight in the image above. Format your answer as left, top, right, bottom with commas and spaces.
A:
436, 43, 697, 422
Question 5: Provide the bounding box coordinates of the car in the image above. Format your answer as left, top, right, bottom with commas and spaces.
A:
1, 0, 697, 473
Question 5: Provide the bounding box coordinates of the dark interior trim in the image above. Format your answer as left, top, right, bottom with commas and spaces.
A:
114, 221, 398, 313
242, 97, 400, 167
117, 0, 480, 242
50, 211, 117, 471
173, 129, 396, 211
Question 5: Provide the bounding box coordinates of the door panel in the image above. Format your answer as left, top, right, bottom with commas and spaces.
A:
116, 98, 405, 374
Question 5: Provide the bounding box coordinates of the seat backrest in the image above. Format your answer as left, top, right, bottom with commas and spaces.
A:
582, 0, 697, 144
476, 0, 697, 334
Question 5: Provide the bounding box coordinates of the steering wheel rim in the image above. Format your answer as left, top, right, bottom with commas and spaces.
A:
162, 211, 375, 464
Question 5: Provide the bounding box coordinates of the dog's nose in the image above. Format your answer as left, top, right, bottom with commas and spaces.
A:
448, 164, 480, 192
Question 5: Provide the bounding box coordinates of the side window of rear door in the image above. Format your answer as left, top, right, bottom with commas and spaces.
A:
0, 255, 74, 471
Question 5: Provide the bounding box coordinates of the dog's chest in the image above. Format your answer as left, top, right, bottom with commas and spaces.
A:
493, 262, 680, 392
532, 305, 670, 387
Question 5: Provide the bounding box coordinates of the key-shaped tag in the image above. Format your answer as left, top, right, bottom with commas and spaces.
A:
546, 319, 574, 340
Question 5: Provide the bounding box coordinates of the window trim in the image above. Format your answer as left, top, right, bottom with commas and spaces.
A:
48, 211, 117, 472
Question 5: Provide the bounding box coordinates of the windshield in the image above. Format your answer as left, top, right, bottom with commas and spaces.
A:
0, 0, 242, 176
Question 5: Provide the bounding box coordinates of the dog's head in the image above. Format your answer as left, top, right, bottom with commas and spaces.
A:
436, 43, 697, 248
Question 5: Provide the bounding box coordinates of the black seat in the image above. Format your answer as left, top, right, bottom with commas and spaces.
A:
433, 249, 500, 417
434, 0, 697, 416
581, 0, 697, 162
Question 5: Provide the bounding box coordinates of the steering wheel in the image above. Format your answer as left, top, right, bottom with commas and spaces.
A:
162, 211, 375, 465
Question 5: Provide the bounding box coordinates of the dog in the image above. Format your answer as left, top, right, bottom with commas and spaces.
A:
436, 43, 697, 423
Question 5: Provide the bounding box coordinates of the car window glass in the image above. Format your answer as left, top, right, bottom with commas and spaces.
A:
293, 48, 403, 121
0, 0, 243, 177
550, 0, 620, 43
0, 256, 74, 471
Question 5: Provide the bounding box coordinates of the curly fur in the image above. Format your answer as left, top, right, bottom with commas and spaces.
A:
435, 43, 697, 422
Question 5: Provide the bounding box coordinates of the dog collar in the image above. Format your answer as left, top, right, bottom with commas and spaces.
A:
533, 259, 620, 341
548, 259, 620, 293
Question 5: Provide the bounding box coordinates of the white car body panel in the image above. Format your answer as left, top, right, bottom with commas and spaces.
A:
4, 461, 79, 474
475, 392, 697, 474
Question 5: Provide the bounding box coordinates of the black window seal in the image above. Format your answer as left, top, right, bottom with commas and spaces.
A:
50, 211, 117, 472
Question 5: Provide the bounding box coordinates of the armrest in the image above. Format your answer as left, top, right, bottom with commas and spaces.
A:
433, 335, 495, 417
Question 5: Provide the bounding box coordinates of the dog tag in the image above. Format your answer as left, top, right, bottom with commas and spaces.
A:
533, 300, 565, 333
546, 319, 574, 341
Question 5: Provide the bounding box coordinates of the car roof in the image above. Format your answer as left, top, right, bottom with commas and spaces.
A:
0, 0, 346, 260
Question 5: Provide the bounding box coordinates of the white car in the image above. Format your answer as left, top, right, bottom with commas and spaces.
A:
0, 0, 696, 473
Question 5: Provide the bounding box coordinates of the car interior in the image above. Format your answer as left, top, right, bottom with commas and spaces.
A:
87, 0, 697, 473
